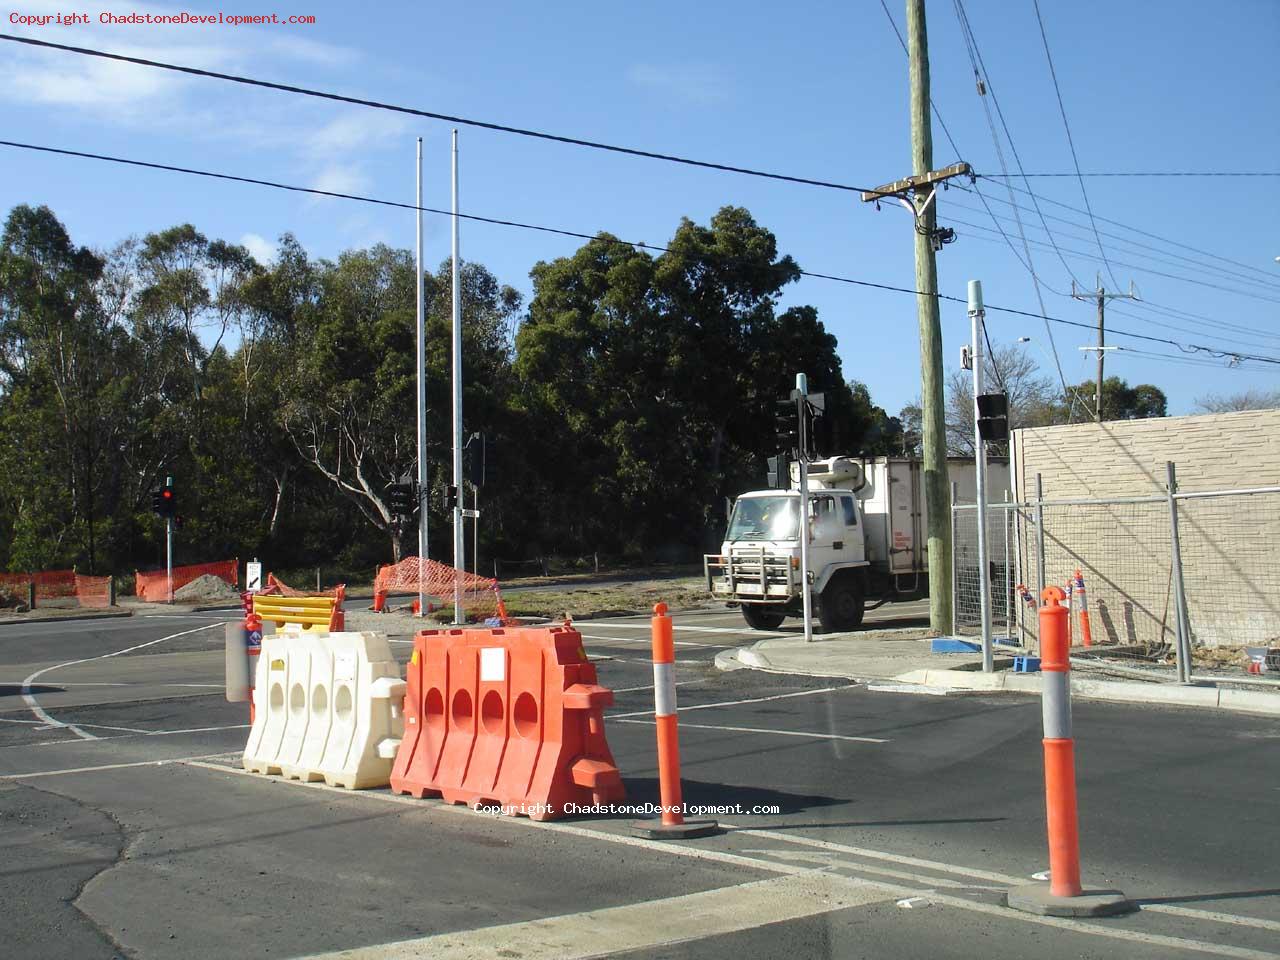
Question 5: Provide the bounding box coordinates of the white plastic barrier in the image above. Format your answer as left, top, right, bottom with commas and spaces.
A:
243, 628, 406, 789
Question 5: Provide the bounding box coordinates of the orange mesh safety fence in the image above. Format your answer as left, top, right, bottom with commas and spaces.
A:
373, 556, 508, 621
74, 574, 113, 608
263, 573, 343, 598
135, 559, 238, 602
0, 570, 77, 600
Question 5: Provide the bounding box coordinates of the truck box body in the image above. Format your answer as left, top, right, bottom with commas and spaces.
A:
787, 456, 1009, 579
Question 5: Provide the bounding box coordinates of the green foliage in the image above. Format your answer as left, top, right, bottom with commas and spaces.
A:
0, 202, 951, 573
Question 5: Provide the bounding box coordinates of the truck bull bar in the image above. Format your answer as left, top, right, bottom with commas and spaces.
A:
704, 547, 795, 603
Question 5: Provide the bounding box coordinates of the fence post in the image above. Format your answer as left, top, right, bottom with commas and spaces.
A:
950, 481, 958, 637
108, 576, 117, 607
1034, 474, 1046, 647
27, 580, 36, 611
540, 556, 549, 578
1003, 490, 1012, 640
1166, 462, 1194, 684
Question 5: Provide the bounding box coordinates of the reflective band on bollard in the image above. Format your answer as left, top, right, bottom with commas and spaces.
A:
631, 603, 717, 840
1006, 586, 1130, 917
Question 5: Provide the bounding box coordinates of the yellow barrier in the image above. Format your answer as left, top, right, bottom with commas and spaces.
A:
252, 586, 345, 633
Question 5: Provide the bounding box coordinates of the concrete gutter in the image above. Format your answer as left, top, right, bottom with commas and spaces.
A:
716, 638, 1280, 718
0, 609, 134, 627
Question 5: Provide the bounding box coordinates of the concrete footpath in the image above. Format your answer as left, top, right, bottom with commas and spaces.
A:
716, 629, 1280, 717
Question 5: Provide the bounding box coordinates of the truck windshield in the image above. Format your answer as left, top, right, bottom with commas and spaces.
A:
727, 496, 798, 541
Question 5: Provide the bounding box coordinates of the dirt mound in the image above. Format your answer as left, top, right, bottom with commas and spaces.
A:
173, 573, 242, 603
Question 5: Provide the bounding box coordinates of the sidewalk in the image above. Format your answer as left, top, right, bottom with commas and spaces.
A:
715, 629, 1280, 718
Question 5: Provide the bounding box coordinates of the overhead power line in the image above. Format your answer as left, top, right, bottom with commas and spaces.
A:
981, 176, 1280, 283
0, 32, 875, 195
1032, 0, 1118, 288
983, 171, 1280, 178
949, 184, 1280, 294
5, 137, 1276, 370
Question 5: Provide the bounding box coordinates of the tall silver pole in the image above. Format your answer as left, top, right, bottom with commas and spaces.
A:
1035, 472, 1046, 649
415, 137, 427, 617
796, 373, 814, 643
950, 480, 958, 636
165, 517, 173, 604
1166, 461, 1193, 684
451, 130, 464, 623
968, 280, 993, 672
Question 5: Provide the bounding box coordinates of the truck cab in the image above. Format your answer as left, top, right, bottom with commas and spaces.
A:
705, 457, 871, 632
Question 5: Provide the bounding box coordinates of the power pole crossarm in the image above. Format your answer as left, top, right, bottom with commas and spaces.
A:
1072, 279, 1138, 422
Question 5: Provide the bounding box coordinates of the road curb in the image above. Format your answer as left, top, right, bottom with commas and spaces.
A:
715, 645, 1280, 716
0, 609, 135, 627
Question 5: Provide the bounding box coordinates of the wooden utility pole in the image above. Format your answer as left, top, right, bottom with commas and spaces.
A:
1072, 278, 1137, 422
861, 0, 970, 634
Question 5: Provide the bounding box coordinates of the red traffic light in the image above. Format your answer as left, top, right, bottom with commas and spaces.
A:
162, 490, 173, 499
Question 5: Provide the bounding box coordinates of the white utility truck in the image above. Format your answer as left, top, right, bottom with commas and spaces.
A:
704, 455, 1009, 631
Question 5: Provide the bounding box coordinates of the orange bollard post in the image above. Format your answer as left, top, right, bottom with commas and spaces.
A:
631, 603, 717, 840
1074, 570, 1093, 647
1007, 587, 1130, 917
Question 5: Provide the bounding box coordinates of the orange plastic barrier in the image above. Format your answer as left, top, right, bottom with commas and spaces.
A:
74, 574, 112, 608
134, 559, 237, 602
252, 584, 346, 633
390, 624, 624, 819
372, 556, 507, 622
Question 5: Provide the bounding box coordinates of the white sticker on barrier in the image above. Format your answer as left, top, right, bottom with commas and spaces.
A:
480, 647, 505, 682
335, 651, 356, 683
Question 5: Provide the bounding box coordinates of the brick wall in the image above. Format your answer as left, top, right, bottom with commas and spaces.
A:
1009, 411, 1280, 649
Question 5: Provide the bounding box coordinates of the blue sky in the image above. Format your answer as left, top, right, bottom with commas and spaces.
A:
2, 0, 1278, 416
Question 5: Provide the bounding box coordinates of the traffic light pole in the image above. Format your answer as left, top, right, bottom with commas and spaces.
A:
166, 516, 174, 605
968, 281, 993, 672
795, 375, 814, 644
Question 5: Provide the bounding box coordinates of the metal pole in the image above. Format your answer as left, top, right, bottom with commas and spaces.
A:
166, 516, 173, 604
1166, 461, 1193, 683
796, 374, 813, 643
1035, 473, 1046, 647
415, 136, 427, 618
473, 487, 479, 579
451, 129, 464, 624
969, 280, 993, 672
1004, 489, 1012, 639
950, 480, 958, 636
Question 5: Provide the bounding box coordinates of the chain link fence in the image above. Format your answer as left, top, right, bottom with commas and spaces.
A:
953, 469, 1280, 686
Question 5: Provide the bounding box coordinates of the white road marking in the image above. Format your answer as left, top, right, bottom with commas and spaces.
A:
1, 751, 241, 780
608, 684, 858, 719
578, 632, 733, 649
615, 717, 887, 744
739, 829, 1280, 935
741, 849, 999, 890
610, 680, 699, 694
295, 873, 896, 960
1135, 903, 1280, 933
19, 622, 224, 740
185, 762, 1280, 958
582, 622, 784, 637
2, 722, 251, 751
735, 828, 1023, 885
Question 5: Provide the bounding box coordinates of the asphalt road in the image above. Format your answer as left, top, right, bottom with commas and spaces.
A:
1, 608, 1277, 960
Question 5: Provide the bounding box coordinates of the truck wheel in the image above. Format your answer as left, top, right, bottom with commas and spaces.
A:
741, 605, 786, 630
818, 574, 865, 633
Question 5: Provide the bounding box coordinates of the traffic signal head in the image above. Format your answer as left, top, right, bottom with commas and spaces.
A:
977, 393, 1010, 442
152, 481, 176, 517
387, 479, 417, 520
775, 400, 799, 454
